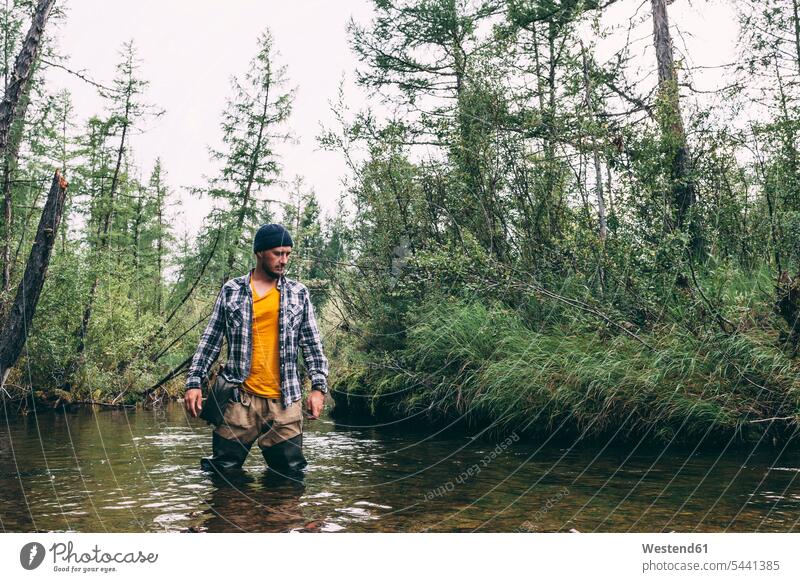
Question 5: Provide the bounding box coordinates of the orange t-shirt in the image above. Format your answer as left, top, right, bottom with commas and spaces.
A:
242, 281, 281, 398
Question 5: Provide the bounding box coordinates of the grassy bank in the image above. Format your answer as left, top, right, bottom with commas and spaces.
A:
329, 295, 800, 446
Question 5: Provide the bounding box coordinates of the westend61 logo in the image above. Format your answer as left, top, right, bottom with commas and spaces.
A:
19, 541, 158, 574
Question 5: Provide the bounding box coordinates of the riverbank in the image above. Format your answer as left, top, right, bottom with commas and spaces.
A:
5, 289, 800, 449
0, 371, 185, 413
328, 297, 800, 447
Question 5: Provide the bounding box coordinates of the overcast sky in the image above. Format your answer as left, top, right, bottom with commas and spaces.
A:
45, 0, 376, 233
42, 0, 738, 235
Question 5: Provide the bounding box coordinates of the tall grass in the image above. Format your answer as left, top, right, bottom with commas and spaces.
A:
330, 294, 800, 445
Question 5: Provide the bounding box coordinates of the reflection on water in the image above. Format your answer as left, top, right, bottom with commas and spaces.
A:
1, 401, 800, 532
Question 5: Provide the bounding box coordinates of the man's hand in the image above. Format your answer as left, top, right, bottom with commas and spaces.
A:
306, 389, 325, 420
184, 389, 203, 418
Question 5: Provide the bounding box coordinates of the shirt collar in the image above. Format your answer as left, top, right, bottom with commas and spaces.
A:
244, 269, 285, 289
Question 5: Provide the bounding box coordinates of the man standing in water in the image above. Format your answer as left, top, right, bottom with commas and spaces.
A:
184, 223, 329, 479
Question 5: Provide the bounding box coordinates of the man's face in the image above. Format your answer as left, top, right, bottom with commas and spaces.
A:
258, 246, 292, 278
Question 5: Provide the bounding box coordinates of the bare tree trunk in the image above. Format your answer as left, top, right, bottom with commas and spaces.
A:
75, 277, 97, 355
650, 0, 699, 254
131, 184, 143, 316
0, 0, 55, 293
581, 44, 607, 242
1, 0, 10, 288
98, 117, 128, 249
1, 95, 31, 293
291, 179, 304, 281
775, 56, 799, 209
0, 0, 55, 156
580, 43, 607, 294
155, 180, 163, 312
0, 170, 67, 388
547, 22, 560, 240
793, 0, 800, 77
132, 185, 142, 271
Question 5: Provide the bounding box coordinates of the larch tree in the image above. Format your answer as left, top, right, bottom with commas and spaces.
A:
207, 29, 294, 283
76, 40, 156, 356
349, 0, 509, 258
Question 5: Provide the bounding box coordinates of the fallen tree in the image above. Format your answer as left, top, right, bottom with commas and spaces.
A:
0, 170, 68, 389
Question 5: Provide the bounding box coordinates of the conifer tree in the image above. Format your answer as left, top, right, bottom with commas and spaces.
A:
206, 29, 294, 282
76, 40, 157, 356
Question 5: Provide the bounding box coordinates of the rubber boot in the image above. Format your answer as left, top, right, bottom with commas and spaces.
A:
201, 432, 252, 477
261, 434, 307, 484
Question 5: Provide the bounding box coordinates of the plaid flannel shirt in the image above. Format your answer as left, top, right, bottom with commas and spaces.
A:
186, 270, 329, 408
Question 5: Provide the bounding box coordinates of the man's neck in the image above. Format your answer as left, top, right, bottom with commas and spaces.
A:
251, 266, 278, 295
251, 267, 276, 284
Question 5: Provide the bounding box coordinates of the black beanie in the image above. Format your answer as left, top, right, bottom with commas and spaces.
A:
253, 223, 294, 253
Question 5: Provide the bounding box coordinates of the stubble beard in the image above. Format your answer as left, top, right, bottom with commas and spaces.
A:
260, 262, 282, 280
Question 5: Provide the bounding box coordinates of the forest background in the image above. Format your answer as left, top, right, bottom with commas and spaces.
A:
2, 0, 800, 447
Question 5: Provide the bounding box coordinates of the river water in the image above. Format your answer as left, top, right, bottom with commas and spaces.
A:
1, 401, 799, 532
